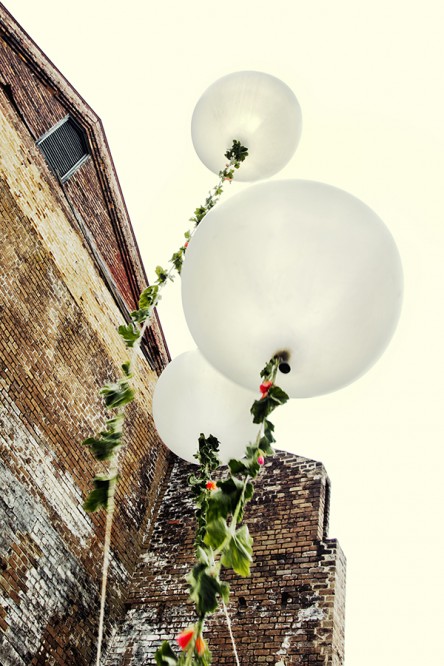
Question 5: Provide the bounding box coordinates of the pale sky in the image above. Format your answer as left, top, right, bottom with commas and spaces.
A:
4, 1, 444, 664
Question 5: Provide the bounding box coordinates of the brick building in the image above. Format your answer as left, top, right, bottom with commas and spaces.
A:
0, 4, 345, 664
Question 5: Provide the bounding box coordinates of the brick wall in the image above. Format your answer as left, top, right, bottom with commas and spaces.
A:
0, 4, 169, 373
106, 453, 346, 665
0, 15, 172, 663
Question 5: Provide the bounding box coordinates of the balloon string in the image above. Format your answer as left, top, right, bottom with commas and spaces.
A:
95, 457, 118, 665
222, 599, 240, 666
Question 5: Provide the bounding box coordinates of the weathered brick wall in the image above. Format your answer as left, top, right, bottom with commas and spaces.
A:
0, 61, 171, 665
106, 452, 346, 665
0, 3, 170, 349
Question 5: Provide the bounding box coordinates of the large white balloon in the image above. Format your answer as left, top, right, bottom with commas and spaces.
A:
152, 350, 259, 465
181, 180, 403, 398
191, 71, 302, 182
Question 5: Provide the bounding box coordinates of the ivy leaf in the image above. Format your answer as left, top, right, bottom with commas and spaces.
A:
263, 419, 276, 444
207, 477, 244, 522
258, 436, 274, 456
250, 385, 289, 423
139, 285, 159, 309
260, 358, 277, 381
130, 307, 151, 323
194, 434, 220, 469
100, 380, 135, 409
225, 139, 248, 164
121, 361, 132, 377
229, 456, 261, 479
82, 414, 124, 461
196, 546, 210, 566
187, 563, 229, 616
154, 641, 178, 665
204, 517, 229, 550
269, 385, 289, 404
118, 323, 140, 348
228, 459, 249, 476
221, 524, 253, 577
155, 265, 170, 284
82, 432, 121, 461
170, 249, 184, 274
83, 476, 114, 512
237, 482, 254, 523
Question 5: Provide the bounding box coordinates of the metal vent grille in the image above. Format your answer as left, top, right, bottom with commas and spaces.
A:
37, 116, 89, 182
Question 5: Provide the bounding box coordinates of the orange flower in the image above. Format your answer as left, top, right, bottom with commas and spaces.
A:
176, 627, 194, 650
195, 635, 206, 656
206, 480, 217, 491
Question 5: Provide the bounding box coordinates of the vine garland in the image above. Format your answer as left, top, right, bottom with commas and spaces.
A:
82, 140, 289, 665
155, 358, 289, 665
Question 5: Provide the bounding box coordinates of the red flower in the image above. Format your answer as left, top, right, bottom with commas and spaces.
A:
176, 627, 194, 650
184, 241, 189, 249
259, 380, 273, 398
206, 480, 217, 491
257, 454, 265, 466
195, 635, 206, 656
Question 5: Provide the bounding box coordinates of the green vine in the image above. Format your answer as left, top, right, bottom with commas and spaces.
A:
155, 358, 288, 664
81, 139, 291, 663
82, 140, 249, 513
82, 141, 249, 666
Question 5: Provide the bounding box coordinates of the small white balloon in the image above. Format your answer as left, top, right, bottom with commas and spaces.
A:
152, 349, 259, 465
181, 179, 403, 398
191, 71, 302, 181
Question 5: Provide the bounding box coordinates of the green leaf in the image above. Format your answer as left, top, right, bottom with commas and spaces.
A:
229, 456, 261, 479
260, 358, 277, 381
100, 380, 135, 409
170, 249, 184, 274
130, 307, 151, 323
221, 524, 253, 577
155, 265, 170, 284
121, 361, 132, 377
258, 436, 274, 456
207, 477, 244, 522
82, 432, 121, 461
82, 414, 124, 461
263, 419, 276, 444
194, 434, 220, 469
269, 385, 289, 404
187, 563, 229, 616
225, 139, 248, 165
83, 476, 114, 512
244, 482, 254, 503
250, 385, 289, 423
118, 323, 140, 348
154, 641, 178, 665
196, 546, 210, 566
204, 517, 229, 550
228, 459, 249, 476
139, 284, 159, 309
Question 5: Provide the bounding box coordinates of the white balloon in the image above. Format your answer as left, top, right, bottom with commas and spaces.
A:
181, 180, 403, 398
152, 350, 259, 465
191, 71, 302, 182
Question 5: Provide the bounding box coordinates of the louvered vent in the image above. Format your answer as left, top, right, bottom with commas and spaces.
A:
37, 116, 89, 182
